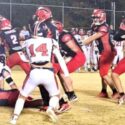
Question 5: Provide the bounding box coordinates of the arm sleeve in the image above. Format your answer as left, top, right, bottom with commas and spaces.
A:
53, 47, 69, 77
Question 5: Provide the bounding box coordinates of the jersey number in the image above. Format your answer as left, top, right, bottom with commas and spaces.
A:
115, 41, 122, 46
10, 35, 18, 44
29, 43, 48, 57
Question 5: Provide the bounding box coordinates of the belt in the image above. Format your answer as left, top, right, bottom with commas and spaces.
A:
31, 66, 54, 72
32, 61, 49, 66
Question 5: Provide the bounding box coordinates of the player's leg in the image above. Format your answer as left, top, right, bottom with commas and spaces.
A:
99, 52, 118, 98
10, 70, 37, 124
0, 77, 4, 90
39, 74, 70, 113
60, 51, 85, 101
2, 66, 17, 89
97, 78, 108, 98
39, 69, 60, 122
111, 58, 125, 104
19, 61, 31, 75
6, 53, 19, 68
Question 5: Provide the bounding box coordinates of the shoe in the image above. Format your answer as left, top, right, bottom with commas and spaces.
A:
111, 92, 120, 100
68, 94, 78, 102
92, 67, 97, 72
39, 105, 48, 112
87, 68, 91, 72
57, 102, 71, 113
10, 115, 18, 125
46, 107, 58, 123
97, 92, 109, 98
118, 95, 125, 105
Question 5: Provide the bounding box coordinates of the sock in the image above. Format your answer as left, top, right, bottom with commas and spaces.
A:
66, 91, 75, 97
101, 89, 107, 93
38, 85, 50, 106
59, 97, 67, 106
49, 96, 59, 110
112, 88, 117, 94
14, 98, 25, 116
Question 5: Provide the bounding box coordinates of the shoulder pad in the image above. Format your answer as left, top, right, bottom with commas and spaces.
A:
99, 25, 108, 33
61, 34, 72, 43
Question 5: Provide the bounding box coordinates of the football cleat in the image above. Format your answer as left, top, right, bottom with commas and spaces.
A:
57, 102, 71, 113
97, 92, 109, 98
118, 95, 125, 105
68, 94, 78, 102
111, 92, 120, 100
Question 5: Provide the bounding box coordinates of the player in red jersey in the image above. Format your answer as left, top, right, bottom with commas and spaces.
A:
0, 88, 43, 107
82, 9, 118, 98
111, 17, 125, 105
53, 20, 86, 101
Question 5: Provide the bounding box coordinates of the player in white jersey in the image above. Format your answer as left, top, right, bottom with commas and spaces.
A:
112, 40, 125, 69
82, 31, 92, 71
90, 40, 99, 71
10, 36, 71, 124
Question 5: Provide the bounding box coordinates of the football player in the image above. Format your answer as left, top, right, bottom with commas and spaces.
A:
82, 9, 118, 98
53, 20, 86, 101
10, 36, 71, 124
0, 38, 17, 89
32, 7, 71, 112
0, 16, 30, 75
111, 17, 125, 104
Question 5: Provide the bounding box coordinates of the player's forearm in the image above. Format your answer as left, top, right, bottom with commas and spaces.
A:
54, 49, 69, 77
82, 33, 102, 45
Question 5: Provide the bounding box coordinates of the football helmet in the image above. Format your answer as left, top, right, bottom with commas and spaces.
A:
35, 6, 52, 22
91, 9, 106, 25
0, 18, 12, 30
120, 15, 125, 30
119, 22, 125, 30
52, 20, 64, 33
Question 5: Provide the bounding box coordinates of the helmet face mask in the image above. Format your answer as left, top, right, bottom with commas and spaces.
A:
35, 7, 52, 22
92, 9, 106, 25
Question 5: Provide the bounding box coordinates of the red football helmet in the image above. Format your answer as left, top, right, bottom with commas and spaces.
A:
35, 6, 52, 22
52, 20, 64, 33
91, 9, 106, 25
0, 18, 12, 30
119, 15, 125, 30
119, 22, 125, 30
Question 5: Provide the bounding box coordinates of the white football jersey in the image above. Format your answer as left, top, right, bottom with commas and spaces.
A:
22, 37, 59, 64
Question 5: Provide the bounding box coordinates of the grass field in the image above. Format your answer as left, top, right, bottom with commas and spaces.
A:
0, 70, 125, 125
